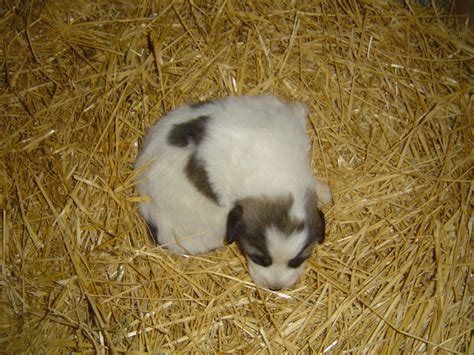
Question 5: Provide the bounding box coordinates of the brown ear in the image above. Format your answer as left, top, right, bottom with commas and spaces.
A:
226, 204, 245, 244
306, 190, 326, 244
309, 208, 325, 244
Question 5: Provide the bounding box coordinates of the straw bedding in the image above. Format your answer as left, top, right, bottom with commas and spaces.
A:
1, 0, 472, 353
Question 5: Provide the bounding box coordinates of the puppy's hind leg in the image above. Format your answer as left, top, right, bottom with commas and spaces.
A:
145, 219, 159, 244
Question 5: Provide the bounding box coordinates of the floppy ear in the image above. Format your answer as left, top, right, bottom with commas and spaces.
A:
309, 208, 325, 244
306, 190, 326, 244
226, 204, 245, 244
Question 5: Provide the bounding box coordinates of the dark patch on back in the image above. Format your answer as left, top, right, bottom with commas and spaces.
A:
184, 153, 220, 204
189, 99, 214, 109
167, 115, 211, 147
145, 219, 159, 244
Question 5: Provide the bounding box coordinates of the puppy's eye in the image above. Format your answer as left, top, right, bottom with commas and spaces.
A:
247, 254, 272, 267
288, 256, 306, 268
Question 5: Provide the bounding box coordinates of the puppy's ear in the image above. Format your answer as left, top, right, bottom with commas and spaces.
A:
309, 208, 325, 244
226, 204, 245, 244
306, 190, 326, 244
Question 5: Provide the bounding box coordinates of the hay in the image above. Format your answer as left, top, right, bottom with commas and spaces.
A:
1, 0, 472, 352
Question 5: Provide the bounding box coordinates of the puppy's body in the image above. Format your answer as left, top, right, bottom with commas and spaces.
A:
136, 107, 228, 254
136, 95, 331, 289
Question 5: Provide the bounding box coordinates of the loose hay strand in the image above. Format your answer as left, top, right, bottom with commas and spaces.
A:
1, 0, 472, 353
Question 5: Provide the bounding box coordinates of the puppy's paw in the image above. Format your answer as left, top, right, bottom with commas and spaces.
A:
315, 180, 333, 206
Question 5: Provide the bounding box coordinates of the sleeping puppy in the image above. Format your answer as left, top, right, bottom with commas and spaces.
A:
135, 95, 332, 290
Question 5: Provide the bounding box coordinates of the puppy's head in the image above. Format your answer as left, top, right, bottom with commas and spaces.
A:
226, 191, 325, 290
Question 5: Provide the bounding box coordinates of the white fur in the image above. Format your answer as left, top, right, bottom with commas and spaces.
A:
198, 96, 316, 205
135, 95, 331, 287
135, 106, 229, 254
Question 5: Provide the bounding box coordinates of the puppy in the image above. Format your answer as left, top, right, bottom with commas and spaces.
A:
135, 95, 332, 290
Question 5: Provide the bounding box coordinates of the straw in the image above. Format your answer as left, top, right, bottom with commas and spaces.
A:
1, 0, 472, 352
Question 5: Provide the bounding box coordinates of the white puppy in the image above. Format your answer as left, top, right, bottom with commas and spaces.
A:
135, 95, 332, 290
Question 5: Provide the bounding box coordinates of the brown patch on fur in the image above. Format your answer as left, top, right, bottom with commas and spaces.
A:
238, 195, 305, 236
184, 153, 219, 204
167, 115, 211, 147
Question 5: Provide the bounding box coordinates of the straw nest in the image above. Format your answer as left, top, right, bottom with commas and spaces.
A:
1, 0, 472, 353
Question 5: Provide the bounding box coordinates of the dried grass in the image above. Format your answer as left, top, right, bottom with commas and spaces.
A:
1, 0, 472, 353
